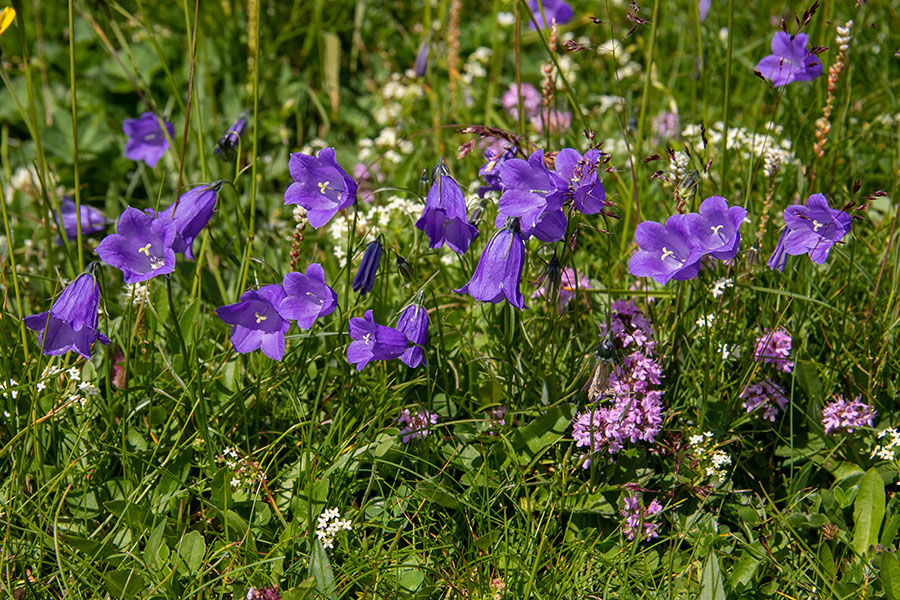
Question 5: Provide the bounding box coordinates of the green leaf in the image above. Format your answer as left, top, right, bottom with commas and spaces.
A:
176, 530, 206, 574
700, 552, 725, 600
416, 480, 462, 510
310, 538, 336, 599
143, 520, 169, 570
852, 468, 885, 555
730, 553, 758, 591
883, 553, 900, 600
282, 577, 317, 600
102, 569, 146, 599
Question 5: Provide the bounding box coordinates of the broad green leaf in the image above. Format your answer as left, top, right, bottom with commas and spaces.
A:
731, 554, 758, 591
700, 552, 725, 600
103, 569, 146, 599
143, 520, 169, 570
852, 468, 885, 555
883, 553, 900, 600
177, 530, 206, 574
282, 578, 317, 600
310, 538, 336, 599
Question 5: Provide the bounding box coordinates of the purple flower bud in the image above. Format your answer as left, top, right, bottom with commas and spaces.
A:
755, 32, 823, 87
158, 183, 221, 260
396, 303, 428, 368
57, 195, 107, 241
554, 148, 609, 215
528, 0, 573, 30
278, 263, 338, 329
686, 195, 747, 260
122, 112, 174, 168
455, 220, 527, 310
414, 39, 430, 78
216, 284, 291, 360
628, 214, 703, 285
497, 150, 567, 242
214, 113, 248, 161
284, 147, 357, 229
346, 309, 409, 372
352, 239, 383, 295
95, 206, 177, 284
24, 272, 110, 358
416, 160, 479, 255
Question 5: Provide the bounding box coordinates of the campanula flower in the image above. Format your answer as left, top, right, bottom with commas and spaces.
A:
95, 207, 177, 283
416, 160, 478, 255
755, 31, 822, 87
278, 263, 338, 329
628, 214, 703, 285
346, 309, 409, 372
698, 0, 711, 22
528, 0, 573, 29
686, 195, 747, 260
455, 219, 527, 310
216, 284, 290, 360
768, 193, 852, 271
352, 239, 383, 295
57, 196, 106, 241
497, 150, 567, 242
214, 113, 248, 161
158, 183, 221, 260
284, 147, 357, 228
554, 148, 609, 215
414, 38, 430, 77
24, 272, 110, 358
478, 145, 517, 198
122, 112, 174, 168
396, 303, 429, 368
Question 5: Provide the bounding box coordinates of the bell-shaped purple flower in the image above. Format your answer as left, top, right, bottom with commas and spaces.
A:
96, 206, 177, 284
554, 148, 609, 215
414, 39, 430, 77
216, 284, 291, 360
497, 150, 567, 242
767, 228, 789, 272
768, 193, 852, 271
416, 161, 479, 255
284, 147, 357, 229
158, 183, 220, 260
699, 0, 711, 22
214, 113, 247, 161
24, 272, 110, 358
57, 195, 107, 241
396, 303, 429, 368
755, 32, 823, 87
628, 214, 703, 285
123, 112, 174, 168
346, 309, 409, 372
353, 239, 383, 295
478, 145, 517, 198
529, 0, 573, 29
455, 219, 527, 310
278, 263, 338, 329
686, 195, 747, 261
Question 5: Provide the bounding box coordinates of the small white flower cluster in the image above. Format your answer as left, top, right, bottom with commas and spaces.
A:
710, 277, 734, 299
593, 94, 625, 113
689, 432, 731, 481
695, 313, 716, 329
358, 127, 415, 166
871, 428, 900, 462
668, 150, 691, 181
0, 379, 19, 399
121, 283, 151, 306
292, 205, 308, 231
221, 446, 267, 492
596, 38, 642, 79
461, 47, 492, 87
316, 507, 352, 550
496, 11, 514, 27
326, 195, 421, 263
682, 121, 797, 178
374, 73, 424, 125
836, 20, 852, 54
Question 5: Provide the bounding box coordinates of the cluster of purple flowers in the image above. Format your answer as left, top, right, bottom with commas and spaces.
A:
620, 495, 663, 542
246, 586, 281, 600
740, 378, 788, 422
600, 300, 656, 355
397, 408, 439, 443
767, 194, 853, 272
740, 328, 794, 421
629, 196, 747, 285
754, 328, 794, 373
24, 272, 110, 358
821, 395, 876, 436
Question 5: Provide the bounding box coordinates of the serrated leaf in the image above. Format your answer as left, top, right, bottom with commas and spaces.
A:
852, 468, 885, 555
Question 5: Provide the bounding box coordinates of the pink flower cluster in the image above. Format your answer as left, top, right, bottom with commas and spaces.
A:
397, 409, 439, 443
740, 378, 788, 422
601, 300, 657, 354
754, 328, 794, 373
821, 395, 876, 435
620, 495, 663, 542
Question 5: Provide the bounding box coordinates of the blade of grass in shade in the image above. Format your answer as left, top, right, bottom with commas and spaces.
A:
238, 0, 261, 297
68, 0, 83, 270
0, 182, 29, 363
636, 0, 661, 151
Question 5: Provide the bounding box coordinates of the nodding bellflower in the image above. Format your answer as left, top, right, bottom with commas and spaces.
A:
628, 214, 703, 285
58, 195, 106, 241
216, 284, 291, 361
158, 183, 222, 260
414, 38, 430, 77
416, 160, 479, 255
353, 239, 383, 295
278, 263, 338, 329
122, 112, 174, 168
284, 147, 357, 228
214, 113, 248, 161
24, 272, 110, 358
755, 31, 823, 87
95, 206, 177, 284
497, 150, 567, 242
528, 0, 573, 29
768, 193, 852, 271
455, 219, 527, 310
686, 195, 747, 260
554, 148, 609, 215
346, 310, 409, 372
396, 303, 429, 368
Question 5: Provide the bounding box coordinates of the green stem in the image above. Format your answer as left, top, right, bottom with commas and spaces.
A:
719, 0, 734, 187
68, 0, 83, 270
238, 0, 261, 296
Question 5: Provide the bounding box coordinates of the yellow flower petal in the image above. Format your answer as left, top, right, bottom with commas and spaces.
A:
0, 7, 15, 36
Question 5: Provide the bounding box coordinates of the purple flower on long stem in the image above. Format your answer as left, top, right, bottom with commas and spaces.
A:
215, 113, 248, 161
123, 112, 174, 168
769, 193, 852, 271
821, 395, 876, 435
278, 263, 338, 329
528, 0, 573, 29
158, 183, 221, 260
686, 195, 747, 260
754, 328, 793, 373
95, 206, 177, 284
284, 147, 357, 228
554, 148, 609, 215
628, 214, 703, 285
755, 31, 823, 87
216, 284, 290, 360
57, 196, 106, 241
416, 160, 478, 254
414, 38, 430, 77
353, 239, 383, 295
455, 219, 527, 310
346, 310, 409, 372
698, 0, 711, 22
497, 150, 567, 241
24, 272, 110, 358
396, 303, 429, 368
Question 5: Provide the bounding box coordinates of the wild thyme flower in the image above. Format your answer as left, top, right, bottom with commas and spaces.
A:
95, 207, 177, 283
740, 378, 788, 421
601, 300, 656, 354
608, 352, 663, 396
620, 495, 663, 542
57, 196, 106, 241
279, 263, 338, 329
122, 112, 173, 168
284, 147, 357, 229
501, 83, 542, 120
216, 285, 291, 360
346, 310, 409, 371
754, 328, 793, 373
397, 408, 439, 443
455, 220, 527, 310
572, 391, 664, 464
755, 31, 823, 87
822, 395, 876, 435
246, 587, 281, 600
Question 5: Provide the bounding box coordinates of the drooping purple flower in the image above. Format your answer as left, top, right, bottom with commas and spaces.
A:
95, 206, 177, 284
501, 83, 542, 120
740, 378, 788, 421
57, 195, 106, 241
767, 227, 790, 272
416, 161, 478, 254
774, 193, 853, 269
284, 147, 357, 229
821, 395, 876, 435
755, 31, 823, 87
620, 495, 663, 542
528, 0, 573, 29
414, 39, 430, 77
628, 214, 703, 285
352, 239, 383, 295
278, 263, 338, 329
158, 183, 221, 260
396, 303, 429, 368
397, 408, 439, 443
214, 113, 248, 161
24, 272, 110, 358
216, 284, 290, 360
754, 328, 793, 373
478, 145, 518, 198
455, 220, 527, 310
686, 195, 747, 260
122, 112, 174, 168
346, 309, 409, 372
698, 0, 711, 22
497, 150, 567, 241
532, 266, 590, 309
554, 148, 609, 215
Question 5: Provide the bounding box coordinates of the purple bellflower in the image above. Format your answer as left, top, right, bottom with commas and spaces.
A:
284, 147, 357, 229
215, 113, 248, 161
628, 214, 703, 285
346, 309, 409, 372
455, 219, 527, 310
24, 272, 110, 358
554, 148, 609, 215
478, 145, 518, 198
767, 193, 852, 271
123, 112, 174, 168
497, 150, 567, 242
353, 238, 383, 295
278, 263, 338, 329
528, 0, 573, 29
755, 31, 823, 87
158, 183, 221, 260
396, 302, 429, 368
95, 207, 177, 284
686, 195, 747, 260
58, 196, 106, 241
414, 38, 430, 77
416, 160, 479, 254
699, 0, 711, 22
216, 284, 291, 360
